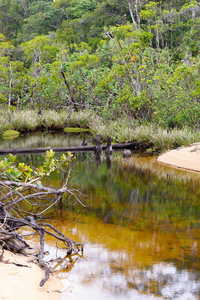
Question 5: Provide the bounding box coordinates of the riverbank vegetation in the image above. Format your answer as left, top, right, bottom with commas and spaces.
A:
0, 0, 200, 149
1, 109, 200, 151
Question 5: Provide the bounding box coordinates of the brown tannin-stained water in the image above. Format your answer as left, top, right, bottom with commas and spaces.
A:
1, 133, 200, 300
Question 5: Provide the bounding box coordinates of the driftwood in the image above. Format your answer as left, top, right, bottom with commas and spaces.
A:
105, 136, 112, 156
0, 213, 83, 286
0, 178, 85, 286
95, 134, 102, 156
0, 141, 140, 156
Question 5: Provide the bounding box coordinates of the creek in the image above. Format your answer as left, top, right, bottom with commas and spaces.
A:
1, 133, 200, 300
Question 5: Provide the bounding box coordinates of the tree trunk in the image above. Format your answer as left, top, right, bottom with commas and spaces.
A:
127, 0, 137, 29
30, 83, 36, 110
60, 70, 78, 112
8, 62, 12, 108
131, 0, 141, 28
35, 72, 42, 115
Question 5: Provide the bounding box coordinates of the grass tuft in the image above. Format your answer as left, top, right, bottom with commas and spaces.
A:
0, 108, 200, 151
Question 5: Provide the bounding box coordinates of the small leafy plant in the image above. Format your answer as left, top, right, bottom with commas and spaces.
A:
0, 150, 73, 182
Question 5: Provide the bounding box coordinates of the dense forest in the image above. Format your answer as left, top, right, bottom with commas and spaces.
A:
0, 0, 200, 129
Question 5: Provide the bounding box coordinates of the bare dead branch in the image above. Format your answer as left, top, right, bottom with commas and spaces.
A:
0, 177, 85, 286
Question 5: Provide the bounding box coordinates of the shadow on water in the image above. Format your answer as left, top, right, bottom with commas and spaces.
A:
1, 133, 200, 299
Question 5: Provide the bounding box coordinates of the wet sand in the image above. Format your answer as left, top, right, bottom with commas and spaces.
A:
158, 143, 200, 172
0, 250, 62, 300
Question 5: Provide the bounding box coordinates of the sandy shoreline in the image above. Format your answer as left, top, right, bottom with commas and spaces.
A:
158, 143, 200, 172
0, 250, 63, 300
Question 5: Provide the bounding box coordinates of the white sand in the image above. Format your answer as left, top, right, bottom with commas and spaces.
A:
0, 250, 62, 300
158, 144, 200, 172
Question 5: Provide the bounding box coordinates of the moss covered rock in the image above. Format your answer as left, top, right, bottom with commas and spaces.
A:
64, 127, 90, 133
2, 130, 20, 139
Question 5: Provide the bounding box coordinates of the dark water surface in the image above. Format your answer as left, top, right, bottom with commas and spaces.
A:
1, 133, 200, 300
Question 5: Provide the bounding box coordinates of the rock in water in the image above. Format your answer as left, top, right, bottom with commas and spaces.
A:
123, 149, 131, 158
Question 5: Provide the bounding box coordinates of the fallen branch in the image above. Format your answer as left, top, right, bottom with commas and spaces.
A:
0, 213, 83, 286
0, 141, 141, 155
0, 151, 85, 286
0, 180, 87, 209
0, 182, 85, 285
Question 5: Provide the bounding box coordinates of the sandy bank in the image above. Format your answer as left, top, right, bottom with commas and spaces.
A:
0, 250, 62, 300
158, 143, 200, 172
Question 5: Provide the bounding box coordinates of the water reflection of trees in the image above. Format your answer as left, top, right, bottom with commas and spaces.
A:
0, 132, 88, 150
10, 148, 200, 298
69, 155, 200, 232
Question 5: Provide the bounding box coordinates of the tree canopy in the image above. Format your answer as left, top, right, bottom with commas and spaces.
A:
0, 0, 200, 128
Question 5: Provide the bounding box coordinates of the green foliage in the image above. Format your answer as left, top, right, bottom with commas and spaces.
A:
63, 0, 97, 19
0, 34, 14, 56
18, 1, 66, 42
0, 153, 33, 181
21, 36, 59, 64
0, 0, 200, 130
0, 150, 72, 181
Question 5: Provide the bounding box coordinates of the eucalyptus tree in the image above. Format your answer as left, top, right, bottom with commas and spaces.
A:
104, 24, 155, 119
50, 43, 101, 112
21, 35, 59, 114
0, 34, 23, 113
